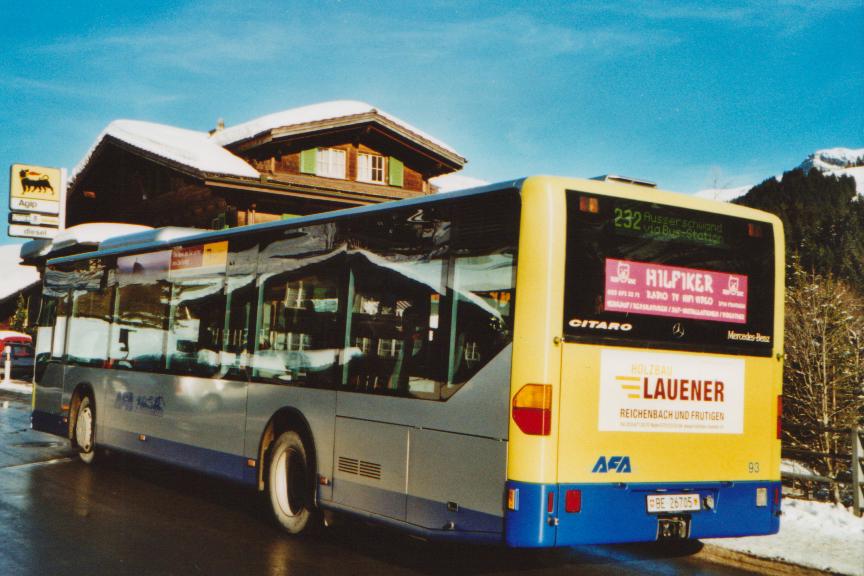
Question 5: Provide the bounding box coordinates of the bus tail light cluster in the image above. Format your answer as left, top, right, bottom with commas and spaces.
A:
777, 395, 783, 440
512, 384, 552, 436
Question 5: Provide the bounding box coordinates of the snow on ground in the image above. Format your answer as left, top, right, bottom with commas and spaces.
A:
706, 498, 864, 575
0, 244, 39, 300
0, 380, 32, 395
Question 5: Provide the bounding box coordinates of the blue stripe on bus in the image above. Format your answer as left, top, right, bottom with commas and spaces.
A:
31, 409, 67, 438
106, 428, 255, 485
328, 477, 504, 536
505, 480, 781, 547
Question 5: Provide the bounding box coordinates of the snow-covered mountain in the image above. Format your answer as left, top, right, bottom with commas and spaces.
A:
799, 147, 864, 195
695, 146, 864, 201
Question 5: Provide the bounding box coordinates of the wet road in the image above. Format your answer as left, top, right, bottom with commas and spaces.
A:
0, 388, 762, 576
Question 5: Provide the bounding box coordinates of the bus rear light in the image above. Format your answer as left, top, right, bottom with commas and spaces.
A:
777, 395, 783, 440
773, 486, 781, 507
507, 487, 519, 511
565, 489, 582, 513
579, 196, 599, 213
547, 491, 555, 514
512, 384, 552, 436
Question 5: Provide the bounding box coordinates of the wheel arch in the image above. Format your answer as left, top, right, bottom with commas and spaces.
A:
257, 407, 317, 493
68, 382, 95, 443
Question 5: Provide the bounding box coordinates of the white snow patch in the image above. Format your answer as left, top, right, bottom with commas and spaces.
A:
693, 185, 752, 202
430, 173, 489, 193
800, 147, 864, 196
71, 120, 260, 182
50, 223, 153, 250
212, 100, 458, 155
0, 244, 40, 301
706, 498, 864, 575
781, 459, 820, 478
0, 380, 32, 394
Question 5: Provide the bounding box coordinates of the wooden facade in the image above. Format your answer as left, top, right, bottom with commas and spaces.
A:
67, 105, 466, 230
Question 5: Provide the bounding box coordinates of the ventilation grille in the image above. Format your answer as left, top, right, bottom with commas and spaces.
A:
338, 456, 381, 480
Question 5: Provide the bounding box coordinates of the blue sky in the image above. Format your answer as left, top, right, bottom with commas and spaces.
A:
1, 0, 862, 244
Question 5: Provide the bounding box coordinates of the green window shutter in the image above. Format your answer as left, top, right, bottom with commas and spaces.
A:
388, 157, 404, 187
300, 148, 317, 174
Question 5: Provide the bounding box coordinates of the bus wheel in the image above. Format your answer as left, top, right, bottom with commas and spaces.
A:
267, 430, 317, 535
74, 396, 96, 464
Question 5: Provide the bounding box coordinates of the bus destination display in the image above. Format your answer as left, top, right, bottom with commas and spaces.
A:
613, 205, 724, 247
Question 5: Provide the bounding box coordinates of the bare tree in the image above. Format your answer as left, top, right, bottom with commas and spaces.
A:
783, 263, 864, 503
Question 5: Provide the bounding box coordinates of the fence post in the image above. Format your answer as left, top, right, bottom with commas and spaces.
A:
853, 427, 863, 517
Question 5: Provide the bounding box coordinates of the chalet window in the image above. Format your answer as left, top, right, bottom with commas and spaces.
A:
315, 148, 346, 179
357, 153, 386, 184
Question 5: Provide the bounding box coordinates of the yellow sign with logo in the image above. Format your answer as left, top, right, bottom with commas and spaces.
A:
9, 163, 62, 214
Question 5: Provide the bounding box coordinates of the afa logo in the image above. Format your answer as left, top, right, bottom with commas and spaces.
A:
592, 455, 632, 473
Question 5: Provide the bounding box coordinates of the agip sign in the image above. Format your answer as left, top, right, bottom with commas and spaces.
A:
8, 163, 64, 239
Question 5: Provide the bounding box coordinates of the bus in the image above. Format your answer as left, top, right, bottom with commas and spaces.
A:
31, 175, 783, 546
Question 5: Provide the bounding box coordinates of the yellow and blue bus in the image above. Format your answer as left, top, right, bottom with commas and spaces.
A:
32, 175, 783, 546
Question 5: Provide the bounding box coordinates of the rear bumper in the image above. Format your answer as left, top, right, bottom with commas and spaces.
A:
505, 480, 781, 547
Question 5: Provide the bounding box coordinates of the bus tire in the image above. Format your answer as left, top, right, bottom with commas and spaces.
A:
267, 430, 318, 535
74, 395, 96, 464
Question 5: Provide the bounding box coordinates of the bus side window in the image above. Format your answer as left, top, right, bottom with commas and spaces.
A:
67, 261, 113, 367
166, 275, 226, 377
254, 271, 341, 387
252, 227, 343, 388
111, 250, 171, 371
341, 209, 450, 399
447, 254, 515, 389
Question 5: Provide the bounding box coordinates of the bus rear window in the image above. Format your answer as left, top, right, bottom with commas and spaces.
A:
563, 191, 775, 356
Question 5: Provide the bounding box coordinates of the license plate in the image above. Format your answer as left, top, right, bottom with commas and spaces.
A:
646, 493, 701, 513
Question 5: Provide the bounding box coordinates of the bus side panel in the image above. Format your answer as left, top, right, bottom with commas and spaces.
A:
407, 429, 506, 533
31, 362, 66, 437
333, 417, 408, 520
333, 346, 512, 536
243, 385, 337, 500
98, 369, 249, 481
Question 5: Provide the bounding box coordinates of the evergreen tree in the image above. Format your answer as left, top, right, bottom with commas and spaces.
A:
735, 169, 864, 289
9, 293, 28, 332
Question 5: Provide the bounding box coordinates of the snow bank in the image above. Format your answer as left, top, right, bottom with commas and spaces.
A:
706, 498, 864, 575
0, 244, 40, 301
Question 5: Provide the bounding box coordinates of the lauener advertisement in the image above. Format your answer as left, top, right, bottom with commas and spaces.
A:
598, 348, 744, 434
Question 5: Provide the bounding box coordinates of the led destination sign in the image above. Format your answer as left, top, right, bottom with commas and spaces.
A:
613, 205, 724, 247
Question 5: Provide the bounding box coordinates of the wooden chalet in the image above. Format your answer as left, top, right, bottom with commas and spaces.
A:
66, 101, 467, 230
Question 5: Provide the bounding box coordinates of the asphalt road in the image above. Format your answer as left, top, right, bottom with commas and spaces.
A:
0, 387, 764, 576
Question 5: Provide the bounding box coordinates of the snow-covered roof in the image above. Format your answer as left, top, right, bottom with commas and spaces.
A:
71, 120, 260, 182
20, 223, 154, 263
0, 244, 40, 300
212, 100, 459, 157
71, 101, 464, 188
430, 173, 489, 193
